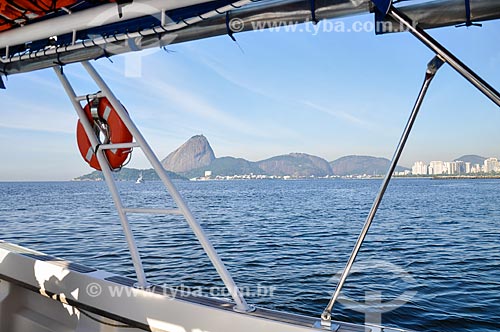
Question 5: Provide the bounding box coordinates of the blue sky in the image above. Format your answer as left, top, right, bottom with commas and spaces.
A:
1, 13, 500, 181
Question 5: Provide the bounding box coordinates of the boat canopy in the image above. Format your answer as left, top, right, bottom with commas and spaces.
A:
1, 0, 500, 76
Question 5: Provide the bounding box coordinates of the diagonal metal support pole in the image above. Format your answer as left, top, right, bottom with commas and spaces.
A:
53, 66, 149, 288
80, 61, 252, 313
320, 55, 445, 328
388, 6, 500, 107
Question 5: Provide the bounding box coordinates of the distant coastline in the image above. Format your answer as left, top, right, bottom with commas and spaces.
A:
72, 174, 500, 182
74, 135, 500, 181
431, 175, 500, 180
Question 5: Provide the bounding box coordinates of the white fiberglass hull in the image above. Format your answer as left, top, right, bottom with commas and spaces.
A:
0, 241, 407, 332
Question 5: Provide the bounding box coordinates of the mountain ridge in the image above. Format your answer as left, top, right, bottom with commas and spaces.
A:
183, 156, 263, 178
161, 135, 215, 173
453, 155, 486, 165
167, 136, 409, 177
329, 155, 409, 176
257, 153, 333, 177
76, 135, 429, 180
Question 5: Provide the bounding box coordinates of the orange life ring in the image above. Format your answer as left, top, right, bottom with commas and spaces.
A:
76, 97, 133, 171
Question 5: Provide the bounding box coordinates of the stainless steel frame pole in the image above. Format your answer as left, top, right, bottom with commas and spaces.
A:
320, 56, 445, 327
81, 61, 251, 312
53, 66, 149, 288
388, 6, 500, 107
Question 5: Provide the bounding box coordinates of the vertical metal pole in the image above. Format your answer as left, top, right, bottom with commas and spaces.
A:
81, 61, 252, 312
320, 56, 445, 327
53, 66, 149, 288
388, 6, 500, 107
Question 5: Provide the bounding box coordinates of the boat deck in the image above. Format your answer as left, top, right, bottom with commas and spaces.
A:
0, 241, 407, 332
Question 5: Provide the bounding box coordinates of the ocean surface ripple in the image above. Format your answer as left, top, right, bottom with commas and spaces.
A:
1, 178, 499, 332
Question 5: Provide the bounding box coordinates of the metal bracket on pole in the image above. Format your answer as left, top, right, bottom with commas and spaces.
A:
319, 55, 445, 328
455, 0, 482, 28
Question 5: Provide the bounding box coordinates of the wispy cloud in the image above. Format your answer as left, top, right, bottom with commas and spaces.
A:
19, 71, 64, 92
0, 96, 75, 134
196, 54, 284, 103
189, 49, 374, 130
300, 100, 372, 127
147, 80, 277, 138
107, 61, 301, 140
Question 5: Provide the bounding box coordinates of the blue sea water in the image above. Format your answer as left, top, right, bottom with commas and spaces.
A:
0, 178, 499, 332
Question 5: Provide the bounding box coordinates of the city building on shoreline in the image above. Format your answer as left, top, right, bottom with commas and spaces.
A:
410, 157, 499, 175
